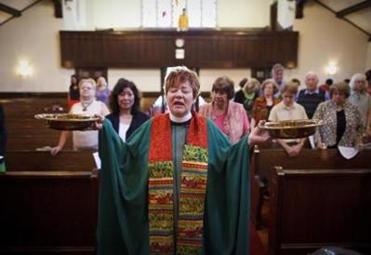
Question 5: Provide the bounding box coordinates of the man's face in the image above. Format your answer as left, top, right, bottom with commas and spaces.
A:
282, 92, 295, 107
305, 74, 318, 91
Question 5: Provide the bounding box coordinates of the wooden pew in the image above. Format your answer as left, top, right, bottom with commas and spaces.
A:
2, 97, 70, 150
0, 150, 98, 255
251, 148, 371, 254
269, 167, 371, 255
5, 150, 96, 171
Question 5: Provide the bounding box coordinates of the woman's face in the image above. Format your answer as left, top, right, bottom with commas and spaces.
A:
79, 82, 95, 99
118, 87, 135, 111
274, 69, 284, 82
97, 77, 107, 88
212, 90, 228, 109
353, 79, 365, 92
332, 90, 346, 106
263, 83, 274, 97
166, 81, 195, 117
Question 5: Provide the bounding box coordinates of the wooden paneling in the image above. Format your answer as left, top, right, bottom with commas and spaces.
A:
5, 150, 96, 171
60, 29, 299, 68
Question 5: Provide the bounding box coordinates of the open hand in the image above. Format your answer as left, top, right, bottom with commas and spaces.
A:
248, 121, 270, 146
94, 114, 105, 130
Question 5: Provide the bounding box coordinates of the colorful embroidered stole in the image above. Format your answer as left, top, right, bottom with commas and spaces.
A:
148, 113, 208, 254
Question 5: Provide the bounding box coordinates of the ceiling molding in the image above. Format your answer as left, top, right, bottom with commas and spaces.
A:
315, 0, 370, 38
0, 3, 21, 17
0, 0, 43, 26
336, 0, 371, 18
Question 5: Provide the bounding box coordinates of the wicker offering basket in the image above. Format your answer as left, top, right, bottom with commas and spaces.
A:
35, 113, 99, 131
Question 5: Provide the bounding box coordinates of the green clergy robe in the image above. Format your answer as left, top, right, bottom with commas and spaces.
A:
97, 118, 250, 255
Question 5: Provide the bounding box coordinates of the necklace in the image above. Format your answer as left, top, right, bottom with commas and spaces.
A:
81, 100, 94, 111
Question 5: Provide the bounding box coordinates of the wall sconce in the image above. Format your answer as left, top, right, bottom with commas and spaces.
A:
16, 59, 33, 78
325, 62, 337, 75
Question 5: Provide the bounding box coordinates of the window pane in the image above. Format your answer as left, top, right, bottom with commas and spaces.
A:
142, 0, 156, 27
158, 0, 172, 27
143, 0, 217, 28
202, 0, 217, 27
188, 0, 201, 27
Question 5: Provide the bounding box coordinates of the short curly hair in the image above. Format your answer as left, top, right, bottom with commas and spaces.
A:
164, 66, 200, 98
212, 76, 235, 100
260, 79, 279, 95
329, 82, 350, 99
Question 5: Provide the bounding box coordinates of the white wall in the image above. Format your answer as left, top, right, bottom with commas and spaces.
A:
200, 69, 250, 91
286, 2, 369, 86
108, 69, 161, 91
0, 1, 72, 92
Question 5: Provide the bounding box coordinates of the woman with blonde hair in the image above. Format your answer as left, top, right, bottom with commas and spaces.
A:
241, 78, 260, 117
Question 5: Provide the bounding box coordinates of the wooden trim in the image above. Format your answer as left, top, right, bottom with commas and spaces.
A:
0, 246, 95, 254
270, 2, 278, 31
0, 92, 67, 99
336, 0, 371, 18
315, 0, 370, 37
60, 29, 299, 68
53, 0, 62, 18
278, 168, 371, 175
0, 91, 211, 99
0, 0, 43, 26
269, 166, 283, 255
0, 3, 21, 17
2, 171, 93, 178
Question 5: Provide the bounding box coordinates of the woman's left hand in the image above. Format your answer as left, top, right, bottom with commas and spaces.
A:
94, 114, 105, 130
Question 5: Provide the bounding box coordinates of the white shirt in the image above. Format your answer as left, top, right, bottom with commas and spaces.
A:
119, 123, 130, 142
70, 100, 110, 150
268, 101, 308, 122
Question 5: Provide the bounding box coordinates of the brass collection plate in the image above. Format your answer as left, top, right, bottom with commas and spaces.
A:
259, 119, 323, 139
35, 113, 99, 131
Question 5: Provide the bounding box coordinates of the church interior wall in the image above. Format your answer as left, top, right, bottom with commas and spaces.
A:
0, 0, 369, 93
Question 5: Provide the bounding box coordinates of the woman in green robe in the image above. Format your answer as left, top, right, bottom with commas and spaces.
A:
96, 66, 269, 255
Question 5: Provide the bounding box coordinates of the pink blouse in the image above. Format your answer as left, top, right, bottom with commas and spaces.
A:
199, 101, 250, 144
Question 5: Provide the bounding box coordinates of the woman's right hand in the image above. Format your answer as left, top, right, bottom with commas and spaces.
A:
50, 145, 62, 156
